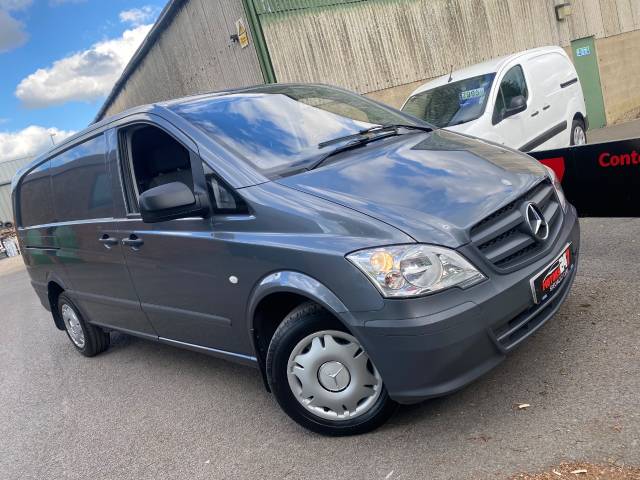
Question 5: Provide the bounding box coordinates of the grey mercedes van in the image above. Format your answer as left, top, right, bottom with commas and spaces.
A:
13, 84, 579, 435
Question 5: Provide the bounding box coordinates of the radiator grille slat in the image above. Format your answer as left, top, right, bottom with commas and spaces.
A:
483, 233, 536, 264
470, 180, 563, 269
471, 209, 522, 245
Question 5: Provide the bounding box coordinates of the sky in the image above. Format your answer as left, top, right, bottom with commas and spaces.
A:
0, 0, 166, 162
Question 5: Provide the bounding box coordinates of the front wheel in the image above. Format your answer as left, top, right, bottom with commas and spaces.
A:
266, 303, 396, 436
570, 119, 587, 146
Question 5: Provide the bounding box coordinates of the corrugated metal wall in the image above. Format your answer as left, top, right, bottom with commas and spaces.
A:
254, 0, 640, 95
0, 157, 32, 223
99, 0, 265, 119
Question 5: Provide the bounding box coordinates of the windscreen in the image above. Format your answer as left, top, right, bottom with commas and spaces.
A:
170, 85, 417, 178
402, 73, 496, 128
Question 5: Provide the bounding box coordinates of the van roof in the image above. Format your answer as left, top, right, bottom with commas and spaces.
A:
408, 46, 567, 98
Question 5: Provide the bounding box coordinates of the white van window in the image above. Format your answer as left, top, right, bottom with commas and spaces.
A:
493, 65, 528, 123
401, 74, 496, 128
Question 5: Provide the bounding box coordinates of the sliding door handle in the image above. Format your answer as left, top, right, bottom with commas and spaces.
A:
98, 234, 119, 248
122, 234, 144, 250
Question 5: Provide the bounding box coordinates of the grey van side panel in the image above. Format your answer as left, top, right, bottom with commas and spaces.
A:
111, 180, 409, 357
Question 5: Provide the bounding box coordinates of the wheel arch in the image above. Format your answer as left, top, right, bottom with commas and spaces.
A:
573, 111, 586, 127
247, 271, 358, 391
47, 280, 66, 330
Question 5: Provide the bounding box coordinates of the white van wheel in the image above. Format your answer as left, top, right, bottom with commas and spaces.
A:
571, 120, 587, 146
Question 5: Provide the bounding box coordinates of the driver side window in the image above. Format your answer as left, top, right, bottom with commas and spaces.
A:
119, 124, 195, 214
493, 65, 528, 124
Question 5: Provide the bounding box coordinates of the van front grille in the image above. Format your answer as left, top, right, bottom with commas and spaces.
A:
470, 180, 563, 269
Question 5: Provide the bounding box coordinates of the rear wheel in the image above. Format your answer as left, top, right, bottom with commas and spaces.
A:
570, 119, 587, 146
58, 294, 110, 357
266, 303, 396, 435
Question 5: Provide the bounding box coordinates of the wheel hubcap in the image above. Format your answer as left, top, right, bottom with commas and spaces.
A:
318, 361, 351, 392
287, 330, 382, 421
574, 126, 586, 145
61, 304, 85, 348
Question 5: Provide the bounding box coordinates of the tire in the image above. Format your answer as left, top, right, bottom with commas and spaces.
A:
570, 119, 587, 146
57, 293, 110, 357
266, 302, 396, 436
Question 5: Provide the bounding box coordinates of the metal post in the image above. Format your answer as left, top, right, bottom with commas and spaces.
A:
242, 0, 277, 84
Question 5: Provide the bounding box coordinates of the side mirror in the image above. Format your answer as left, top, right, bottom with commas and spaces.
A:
139, 182, 205, 223
504, 95, 527, 118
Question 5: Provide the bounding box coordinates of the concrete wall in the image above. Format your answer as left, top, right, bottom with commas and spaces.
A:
365, 79, 432, 109
99, 0, 264, 120
597, 29, 640, 124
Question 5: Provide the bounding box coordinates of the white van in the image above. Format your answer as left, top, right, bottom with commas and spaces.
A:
401, 46, 588, 152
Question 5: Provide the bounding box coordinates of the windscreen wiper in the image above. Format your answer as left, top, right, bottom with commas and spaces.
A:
310, 123, 433, 171
309, 132, 397, 171
318, 123, 432, 149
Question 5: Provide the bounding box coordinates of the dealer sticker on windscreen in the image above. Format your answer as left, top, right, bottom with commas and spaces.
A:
459, 87, 485, 101
530, 244, 573, 304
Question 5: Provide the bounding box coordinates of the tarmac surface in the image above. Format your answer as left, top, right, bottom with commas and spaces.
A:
1, 218, 639, 480
588, 118, 640, 144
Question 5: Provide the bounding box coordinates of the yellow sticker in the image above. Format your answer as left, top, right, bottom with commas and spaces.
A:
236, 19, 249, 49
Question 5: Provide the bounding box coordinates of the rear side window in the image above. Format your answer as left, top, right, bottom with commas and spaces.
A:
50, 134, 112, 222
19, 161, 54, 227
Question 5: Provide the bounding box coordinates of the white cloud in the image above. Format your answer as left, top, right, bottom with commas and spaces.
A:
0, 10, 27, 53
0, 0, 32, 10
15, 24, 152, 108
0, 125, 76, 161
119, 5, 160, 26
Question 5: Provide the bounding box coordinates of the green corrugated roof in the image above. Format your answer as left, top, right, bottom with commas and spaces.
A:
252, 0, 366, 15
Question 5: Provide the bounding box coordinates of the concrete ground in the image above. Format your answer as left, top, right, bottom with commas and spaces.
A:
1, 218, 639, 480
588, 118, 640, 144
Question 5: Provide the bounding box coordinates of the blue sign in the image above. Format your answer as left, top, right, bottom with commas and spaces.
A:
576, 46, 591, 57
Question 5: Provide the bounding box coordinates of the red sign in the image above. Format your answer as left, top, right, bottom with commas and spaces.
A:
598, 151, 640, 167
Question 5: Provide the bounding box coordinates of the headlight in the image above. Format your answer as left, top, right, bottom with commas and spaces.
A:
543, 165, 567, 212
347, 244, 485, 298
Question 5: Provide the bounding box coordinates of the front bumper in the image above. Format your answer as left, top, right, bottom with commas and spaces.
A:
349, 206, 580, 404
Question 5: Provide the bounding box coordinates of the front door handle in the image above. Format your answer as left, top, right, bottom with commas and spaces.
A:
543, 104, 551, 111
122, 234, 144, 250
99, 234, 119, 248
531, 110, 539, 117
